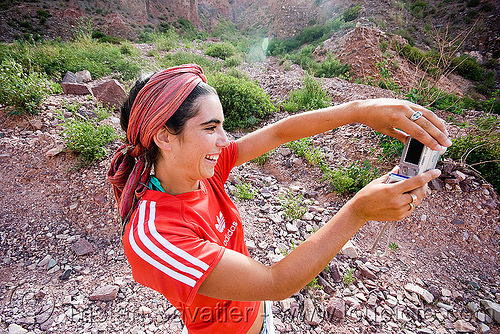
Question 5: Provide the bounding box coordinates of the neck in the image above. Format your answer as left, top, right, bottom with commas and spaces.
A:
153, 159, 200, 196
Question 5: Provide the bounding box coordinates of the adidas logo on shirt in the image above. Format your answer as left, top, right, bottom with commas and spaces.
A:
215, 212, 225, 233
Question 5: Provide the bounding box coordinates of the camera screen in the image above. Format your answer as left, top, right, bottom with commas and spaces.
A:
404, 138, 424, 165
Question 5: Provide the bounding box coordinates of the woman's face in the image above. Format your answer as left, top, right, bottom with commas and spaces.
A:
168, 94, 230, 183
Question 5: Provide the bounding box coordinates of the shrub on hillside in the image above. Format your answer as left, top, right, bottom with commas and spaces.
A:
316, 55, 350, 79
446, 115, 500, 191
289, 45, 318, 72
205, 42, 237, 60
463, 91, 500, 115
268, 17, 350, 56
225, 54, 243, 67
343, 5, 362, 22
283, 74, 330, 112
208, 73, 277, 130
62, 116, 117, 164
151, 30, 179, 51
451, 55, 484, 82
322, 160, 379, 195
0, 59, 55, 114
409, 1, 428, 18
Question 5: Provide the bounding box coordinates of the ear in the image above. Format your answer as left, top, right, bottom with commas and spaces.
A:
153, 128, 173, 151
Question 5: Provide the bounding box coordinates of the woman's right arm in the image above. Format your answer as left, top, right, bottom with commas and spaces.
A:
198, 168, 440, 301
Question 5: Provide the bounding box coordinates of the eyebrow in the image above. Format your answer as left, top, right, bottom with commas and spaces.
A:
199, 119, 222, 126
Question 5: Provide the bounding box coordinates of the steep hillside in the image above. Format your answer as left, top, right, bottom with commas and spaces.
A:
0, 0, 498, 56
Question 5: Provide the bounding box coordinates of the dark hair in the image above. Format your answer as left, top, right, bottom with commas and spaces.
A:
120, 73, 217, 162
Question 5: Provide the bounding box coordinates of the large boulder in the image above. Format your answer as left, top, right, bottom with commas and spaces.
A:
91, 79, 127, 110
61, 71, 92, 95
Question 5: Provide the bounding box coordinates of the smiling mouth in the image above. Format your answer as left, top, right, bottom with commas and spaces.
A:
205, 155, 219, 162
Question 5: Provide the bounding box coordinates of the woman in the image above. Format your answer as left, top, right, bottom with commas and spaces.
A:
108, 64, 451, 334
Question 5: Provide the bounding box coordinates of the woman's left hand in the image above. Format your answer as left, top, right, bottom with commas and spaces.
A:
353, 98, 452, 150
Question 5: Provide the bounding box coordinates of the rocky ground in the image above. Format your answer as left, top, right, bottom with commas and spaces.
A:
0, 48, 499, 334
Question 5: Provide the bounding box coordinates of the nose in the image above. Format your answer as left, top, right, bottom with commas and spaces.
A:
216, 128, 230, 148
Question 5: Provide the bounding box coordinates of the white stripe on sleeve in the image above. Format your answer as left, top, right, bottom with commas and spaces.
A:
136, 201, 204, 278
128, 201, 196, 287
147, 202, 210, 271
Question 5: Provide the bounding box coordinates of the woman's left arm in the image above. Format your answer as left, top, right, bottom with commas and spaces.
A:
235, 98, 451, 166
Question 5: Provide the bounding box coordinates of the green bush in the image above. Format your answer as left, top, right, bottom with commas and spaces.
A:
343, 5, 362, 22
280, 190, 307, 221
446, 115, 500, 191
462, 92, 500, 115
225, 54, 243, 67
409, 1, 428, 18
283, 74, 330, 112
208, 73, 277, 130
322, 160, 379, 195
233, 178, 258, 200
377, 133, 404, 162
0, 59, 54, 114
379, 40, 389, 53
152, 30, 179, 51
394, 43, 440, 76
205, 42, 237, 60
62, 116, 117, 163
451, 55, 484, 81
316, 54, 350, 79
405, 86, 465, 114
395, 42, 488, 83
289, 45, 318, 72
375, 60, 401, 92
268, 17, 350, 56
224, 68, 250, 81
210, 17, 240, 42
285, 46, 349, 79
287, 137, 325, 165
297, 25, 328, 45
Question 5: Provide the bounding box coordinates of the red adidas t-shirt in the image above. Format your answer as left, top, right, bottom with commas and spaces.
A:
123, 141, 261, 334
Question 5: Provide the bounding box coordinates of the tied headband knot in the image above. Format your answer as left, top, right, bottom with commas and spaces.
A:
107, 64, 207, 226
120, 144, 145, 158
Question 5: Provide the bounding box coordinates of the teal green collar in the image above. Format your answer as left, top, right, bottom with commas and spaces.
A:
149, 175, 166, 193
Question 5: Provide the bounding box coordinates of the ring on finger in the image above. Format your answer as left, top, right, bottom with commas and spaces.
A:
409, 193, 418, 204
410, 110, 423, 121
408, 202, 415, 211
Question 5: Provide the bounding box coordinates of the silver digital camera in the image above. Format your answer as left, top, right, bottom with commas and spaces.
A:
386, 137, 447, 183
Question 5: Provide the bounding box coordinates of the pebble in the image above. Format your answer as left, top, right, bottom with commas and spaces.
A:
71, 238, 93, 256
404, 283, 434, 304
89, 285, 119, 301
326, 297, 345, 319
358, 263, 377, 279
38, 254, 52, 268
285, 223, 298, 232
7, 324, 27, 334
303, 297, 320, 326
481, 299, 500, 324
138, 306, 152, 315
340, 240, 359, 258
479, 323, 490, 333
454, 319, 475, 332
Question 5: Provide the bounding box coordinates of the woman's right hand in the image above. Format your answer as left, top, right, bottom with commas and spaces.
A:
347, 168, 441, 222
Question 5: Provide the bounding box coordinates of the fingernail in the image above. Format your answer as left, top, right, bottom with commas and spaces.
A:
445, 138, 452, 146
